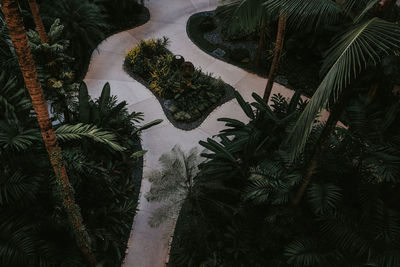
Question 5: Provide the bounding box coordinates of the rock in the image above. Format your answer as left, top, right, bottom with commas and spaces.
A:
212, 48, 226, 58
163, 100, 175, 112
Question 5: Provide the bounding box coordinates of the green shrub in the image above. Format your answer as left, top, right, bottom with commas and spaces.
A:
125, 37, 170, 79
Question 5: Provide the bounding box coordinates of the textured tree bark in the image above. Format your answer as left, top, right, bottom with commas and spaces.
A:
0, 1, 96, 265
263, 13, 286, 102
27, 0, 49, 44
255, 25, 266, 67
293, 90, 351, 206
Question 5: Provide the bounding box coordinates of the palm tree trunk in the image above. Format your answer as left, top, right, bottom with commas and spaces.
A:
293, 89, 351, 205
255, 25, 266, 67
263, 13, 286, 102
27, 0, 49, 44
0, 1, 96, 265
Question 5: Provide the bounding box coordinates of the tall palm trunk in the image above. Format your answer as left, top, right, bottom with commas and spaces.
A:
255, 25, 266, 67
0, 1, 96, 265
293, 89, 351, 205
27, 0, 49, 44
263, 13, 286, 102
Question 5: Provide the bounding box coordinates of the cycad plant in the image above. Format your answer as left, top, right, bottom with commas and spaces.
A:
27, 19, 79, 122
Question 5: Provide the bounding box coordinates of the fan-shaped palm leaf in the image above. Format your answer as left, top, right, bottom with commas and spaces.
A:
219, 0, 268, 33
287, 18, 400, 160
263, 0, 343, 29
307, 183, 342, 215
0, 121, 40, 151
284, 238, 328, 267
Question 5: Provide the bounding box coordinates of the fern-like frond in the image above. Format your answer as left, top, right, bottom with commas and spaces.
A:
55, 123, 125, 151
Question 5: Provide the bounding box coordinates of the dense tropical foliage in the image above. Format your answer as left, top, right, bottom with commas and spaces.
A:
170, 86, 400, 266
170, 1, 400, 266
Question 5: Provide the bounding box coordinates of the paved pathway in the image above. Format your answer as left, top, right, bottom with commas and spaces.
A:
84, 0, 304, 266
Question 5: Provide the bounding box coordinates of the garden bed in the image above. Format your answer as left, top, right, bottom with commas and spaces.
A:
124, 37, 236, 130
187, 11, 323, 97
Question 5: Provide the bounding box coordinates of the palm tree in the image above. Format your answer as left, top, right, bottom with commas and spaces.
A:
262, 0, 343, 101
145, 145, 203, 227
0, 0, 96, 265
263, 13, 286, 101
27, 0, 48, 43
283, 0, 400, 204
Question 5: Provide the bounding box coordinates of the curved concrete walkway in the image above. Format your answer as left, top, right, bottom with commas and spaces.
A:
84, 0, 302, 266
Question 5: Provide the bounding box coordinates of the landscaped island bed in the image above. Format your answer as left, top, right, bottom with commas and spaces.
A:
124, 37, 235, 130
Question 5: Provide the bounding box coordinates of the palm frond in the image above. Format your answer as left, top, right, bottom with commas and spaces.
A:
0, 121, 40, 151
284, 238, 328, 267
307, 183, 342, 215
354, 0, 380, 23
287, 18, 400, 160
218, 0, 268, 33
55, 123, 125, 151
263, 0, 343, 29
0, 170, 40, 206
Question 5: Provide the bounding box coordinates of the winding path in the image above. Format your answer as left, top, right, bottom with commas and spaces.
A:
84, 0, 300, 266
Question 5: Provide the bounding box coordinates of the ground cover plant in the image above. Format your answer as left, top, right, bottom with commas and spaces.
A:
125, 37, 234, 127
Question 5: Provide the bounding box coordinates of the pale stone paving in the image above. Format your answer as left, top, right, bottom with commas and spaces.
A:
84, 0, 305, 266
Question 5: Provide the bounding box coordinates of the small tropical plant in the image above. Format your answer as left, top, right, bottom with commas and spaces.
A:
40, 0, 109, 72
28, 19, 79, 122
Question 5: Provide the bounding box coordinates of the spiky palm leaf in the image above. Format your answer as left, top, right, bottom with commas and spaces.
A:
54, 123, 125, 151
287, 18, 400, 160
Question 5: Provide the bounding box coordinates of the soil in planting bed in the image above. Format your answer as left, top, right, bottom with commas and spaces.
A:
124, 59, 236, 131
